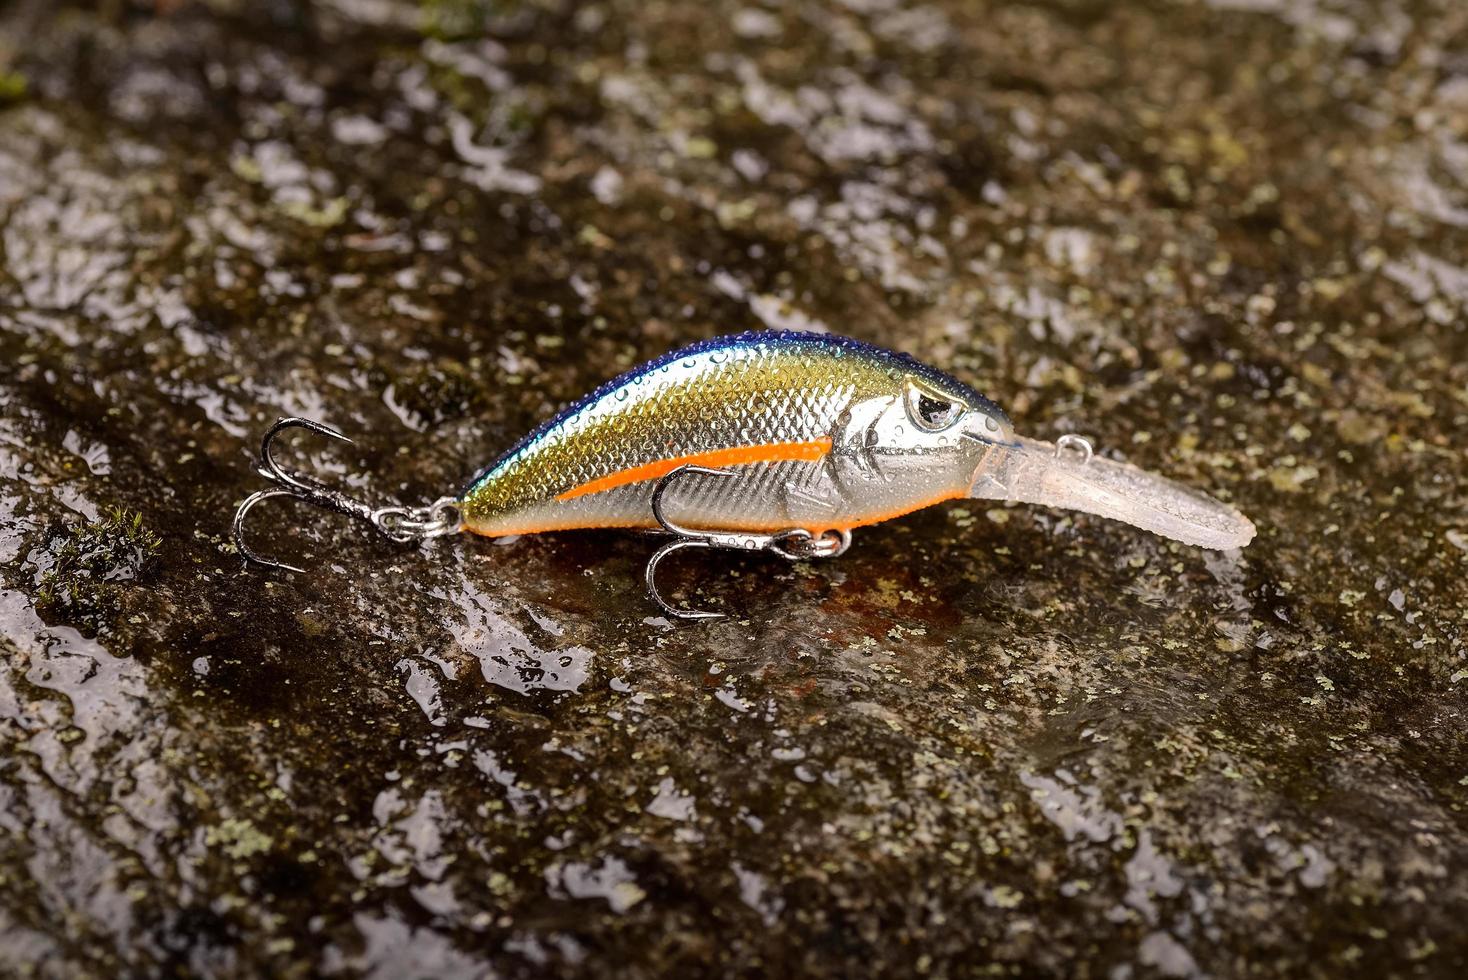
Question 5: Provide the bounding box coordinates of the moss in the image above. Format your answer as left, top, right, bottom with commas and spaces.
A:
0, 70, 26, 105
386, 359, 484, 430
419, 0, 520, 41
35, 506, 162, 631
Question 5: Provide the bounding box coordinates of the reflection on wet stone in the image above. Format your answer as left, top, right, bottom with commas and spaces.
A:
445, 580, 594, 695
1, 0, 1466, 976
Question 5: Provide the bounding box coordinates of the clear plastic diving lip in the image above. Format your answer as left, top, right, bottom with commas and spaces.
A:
968, 434, 1257, 551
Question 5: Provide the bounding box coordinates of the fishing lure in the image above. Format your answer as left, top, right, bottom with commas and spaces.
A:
233, 331, 1255, 619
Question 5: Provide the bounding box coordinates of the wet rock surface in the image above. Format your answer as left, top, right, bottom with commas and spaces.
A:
1, 0, 1466, 975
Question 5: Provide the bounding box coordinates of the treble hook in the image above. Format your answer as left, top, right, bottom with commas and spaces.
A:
231, 417, 460, 573
644, 464, 852, 621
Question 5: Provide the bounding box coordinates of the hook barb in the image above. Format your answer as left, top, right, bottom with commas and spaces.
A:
258, 416, 355, 492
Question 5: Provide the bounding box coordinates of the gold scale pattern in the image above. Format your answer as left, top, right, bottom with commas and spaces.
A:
458, 335, 915, 535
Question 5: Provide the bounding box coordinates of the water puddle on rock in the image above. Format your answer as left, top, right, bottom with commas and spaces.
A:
438, 577, 593, 697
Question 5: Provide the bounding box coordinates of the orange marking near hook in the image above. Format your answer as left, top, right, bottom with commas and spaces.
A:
555, 437, 833, 501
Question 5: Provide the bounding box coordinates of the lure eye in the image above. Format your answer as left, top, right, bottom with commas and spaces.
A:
905, 381, 962, 432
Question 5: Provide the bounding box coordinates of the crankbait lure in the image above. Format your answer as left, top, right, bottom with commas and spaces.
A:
233, 331, 1255, 618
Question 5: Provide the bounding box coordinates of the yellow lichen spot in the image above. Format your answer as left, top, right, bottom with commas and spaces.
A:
578, 225, 613, 249
1159, 348, 1189, 372
205, 818, 274, 860
1334, 411, 1385, 445
1267, 464, 1318, 493
1300, 363, 1332, 388
281, 197, 349, 228
716, 199, 758, 227
1383, 389, 1434, 419
683, 136, 718, 159
990, 885, 1023, 908
870, 578, 903, 610
231, 155, 264, 183
1208, 126, 1249, 170
612, 881, 646, 910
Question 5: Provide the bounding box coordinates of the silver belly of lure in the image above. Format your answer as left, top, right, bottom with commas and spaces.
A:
232, 331, 1255, 619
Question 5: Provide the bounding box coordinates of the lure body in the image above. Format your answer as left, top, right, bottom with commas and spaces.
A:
455, 333, 1250, 551
232, 331, 1254, 614
459, 331, 1255, 553
459, 332, 1012, 537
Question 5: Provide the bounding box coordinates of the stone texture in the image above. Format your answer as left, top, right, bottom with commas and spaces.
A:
0, 0, 1465, 976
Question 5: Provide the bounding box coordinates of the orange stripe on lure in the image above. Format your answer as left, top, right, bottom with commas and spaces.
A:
233, 331, 1256, 620
555, 438, 832, 502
